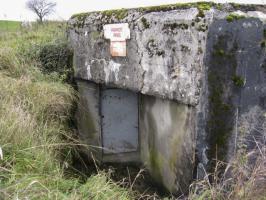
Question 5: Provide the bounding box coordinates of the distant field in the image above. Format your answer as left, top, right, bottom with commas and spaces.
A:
0, 20, 21, 32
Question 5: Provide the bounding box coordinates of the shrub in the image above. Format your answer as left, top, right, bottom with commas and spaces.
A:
38, 41, 73, 82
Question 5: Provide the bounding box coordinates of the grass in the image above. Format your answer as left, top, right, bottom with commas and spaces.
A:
189, 145, 266, 200
0, 21, 134, 200
0, 20, 21, 32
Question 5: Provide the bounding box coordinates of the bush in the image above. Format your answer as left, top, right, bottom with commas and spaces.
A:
38, 41, 73, 82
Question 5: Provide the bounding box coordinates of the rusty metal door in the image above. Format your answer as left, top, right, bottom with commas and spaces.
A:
101, 88, 138, 154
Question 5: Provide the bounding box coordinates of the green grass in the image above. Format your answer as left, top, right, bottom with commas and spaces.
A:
0, 20, 21, 32
0, 22, 134, 200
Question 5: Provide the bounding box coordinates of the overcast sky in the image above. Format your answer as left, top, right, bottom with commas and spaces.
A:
0, 0, 265, 21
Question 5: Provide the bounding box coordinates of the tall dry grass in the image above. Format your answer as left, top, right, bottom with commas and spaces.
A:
0, 22, 134, 200
188, 143, 266, 200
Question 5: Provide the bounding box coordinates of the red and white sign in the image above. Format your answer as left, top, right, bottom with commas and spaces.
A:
104, 23, 130, 57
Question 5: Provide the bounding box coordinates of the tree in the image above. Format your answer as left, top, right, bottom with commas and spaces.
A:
26, 0, 56, 23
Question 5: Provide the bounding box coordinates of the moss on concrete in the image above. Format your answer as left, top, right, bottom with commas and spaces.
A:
69, 1, 262, 27
70, 2, 215, 22
162, 23, 189, 32
100, 8, 128, 20
70, 12, 88, 28
207, 35, 238, 167
139, 2, 214, 13
232, 75, 245, 87
91, 31, 101, 40
141, 17, 150, 29
226, 13, 245, 22
197, 24, 208, 32
149, 148, 164, 183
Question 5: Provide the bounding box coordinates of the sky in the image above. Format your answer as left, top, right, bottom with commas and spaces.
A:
0, 0, 265, 21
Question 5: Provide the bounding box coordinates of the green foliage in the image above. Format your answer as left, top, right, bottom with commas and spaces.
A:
70, 2, 215, 22
38, 41, 73, 82
226, 13, 245, 22
196, 2, 212, 19
101, 8, 128, 20
139, 2, 214, 13
197, 2, 212, 10
232, 75, 245, 87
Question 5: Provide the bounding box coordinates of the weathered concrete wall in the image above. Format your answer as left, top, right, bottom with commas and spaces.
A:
75, 81, 102, 159
76, 81, 196, 193
68, 6, 212, 105
139, 95, 195, 193
69, 2, 266, 194
197, 14, 266, 174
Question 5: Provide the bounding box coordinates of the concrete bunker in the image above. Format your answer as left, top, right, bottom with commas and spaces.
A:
75, 79, 195, 193
68, 2, 266, 194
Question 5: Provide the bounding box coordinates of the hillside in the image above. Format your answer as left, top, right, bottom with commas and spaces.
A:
0, 20, 21, 32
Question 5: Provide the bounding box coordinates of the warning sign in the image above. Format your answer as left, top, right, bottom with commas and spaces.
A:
103, 23, 130, 57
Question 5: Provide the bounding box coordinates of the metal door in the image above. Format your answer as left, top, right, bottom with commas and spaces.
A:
101, 88, 138, 154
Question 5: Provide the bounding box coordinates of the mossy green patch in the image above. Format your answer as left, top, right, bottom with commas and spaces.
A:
101, 8, 128, 20
226, 13, 245, 22
197, 24, 208, 32
215, 4, 223, 10
207, 35, 238, 169
163, 23, 189, 31
149, 149, 163, 182
196, 9, 205, 18
71, 12, 88, 28
141, 17, 150, 29
214, 49, 225, 56
139, 2, 214, 14
91, 31, 101, 39
232, 75, 245, 87
197, 2, 212, 11
70, 12, 90, 20
70, 9, 128, 22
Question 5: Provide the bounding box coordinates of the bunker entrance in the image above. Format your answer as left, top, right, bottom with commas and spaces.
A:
101, 88, 139, 154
